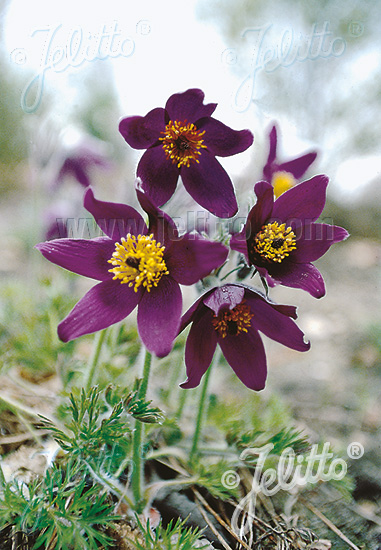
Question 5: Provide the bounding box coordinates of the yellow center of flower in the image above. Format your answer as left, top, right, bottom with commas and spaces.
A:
159, 120, 207, 168
212, 302, 254, 338
253, 222, 297, 263
271, 171, 296, 198
108, 234, 169, 292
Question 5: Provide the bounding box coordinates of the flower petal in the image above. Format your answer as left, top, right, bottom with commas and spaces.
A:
178, 289, 214, 334
292, 223, 349, 263
279, 152, 318, 179
135, 186, 179, 247
166, 234, 228, 285
219, 328, 267, 391
229, 231, 248, 259
203, 284, 245, 315
244, 291, 310, 351
181, 151, 238, 218
270, 262, 326, 298
137, 146, 179, 207
119, 107, 166, 149
181, 307, 217, 389
267, 125, 278, 164
247, 181, 274, 236
57, 280, 142, 342
137, 276, 182, 357
271, 175, 328, 223
197, 117, 253, 157
35, 237, 115, 281
84, 187, 146, 242
165, 89, 217, 122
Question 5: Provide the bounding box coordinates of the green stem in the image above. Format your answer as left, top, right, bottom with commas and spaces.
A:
131, 348, 152, 512
84, 329, 107, 392
189, 348, 221, 464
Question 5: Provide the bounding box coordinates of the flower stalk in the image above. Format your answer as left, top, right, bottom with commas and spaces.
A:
131, 348, 153, 512
189, 348, 220, 464
84, 328, 108, 392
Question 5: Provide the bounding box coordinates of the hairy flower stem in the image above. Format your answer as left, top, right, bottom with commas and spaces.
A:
189, 348, 221, 464
131, 348, 152, 512
84, 329, 108, 392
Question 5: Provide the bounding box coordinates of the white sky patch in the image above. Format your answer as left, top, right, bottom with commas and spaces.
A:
334, 155, 381, 199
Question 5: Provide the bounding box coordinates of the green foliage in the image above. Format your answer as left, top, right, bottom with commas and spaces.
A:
130, 517, 208, 550
196, 460, 241, 500
0, 278, 76, 376
0, 460, 116, 550
41, 385, 163, 476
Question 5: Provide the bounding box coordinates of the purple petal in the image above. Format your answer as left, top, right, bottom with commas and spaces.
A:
270, 262, 326, 298
203, 284, 245, 315
219, 328, 267, 391
165, 89, 217, 122
267, 125, 278, 164
119, 107, 166, 149
84, 187, 146, 242
244, 291, 310, 351
292, 223, 349, 263
137, 276, 182, 357
58, 158, 91, 187
271, 175, 328, 223
229, 231, 248, 259
247, 181, 274, 236
166, 234, 228, 285
181, 307, 217, 389
278, 152, 318, 179
135, 186, 179, 247
57, 280, 142, 342
137, 146, 179, 207
35, 237, 115, 281
197, 117, 253, 157
181, 152, 238, 218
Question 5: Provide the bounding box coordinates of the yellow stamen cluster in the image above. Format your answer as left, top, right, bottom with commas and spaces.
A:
159, 119, 207, 168
253, 222, 297, 263
212, 302, 254, 338
108, 233, 169, 292
271, 171, 296, 198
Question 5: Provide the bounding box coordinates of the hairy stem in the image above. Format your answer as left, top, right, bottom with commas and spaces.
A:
131, 348, 152, 512
84, 329, 107, 392
189, 348, 221, 464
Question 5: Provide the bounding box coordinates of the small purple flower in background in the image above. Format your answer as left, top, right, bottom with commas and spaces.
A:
230, 178, 349, 298
44, 201, 72, 240
53, 137, 113, 188
36, 187, 228, 357
179, 284, 310, 391
119, 88, 253, 218
263, 124, 318, 198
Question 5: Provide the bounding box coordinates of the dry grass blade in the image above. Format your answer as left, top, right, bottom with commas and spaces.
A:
299, 496, 361, 550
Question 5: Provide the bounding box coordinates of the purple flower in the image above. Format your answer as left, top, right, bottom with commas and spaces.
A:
54, 140, 112, 188
263, 124, 318, 197
179, 283, 310, 391
230, 177, 349, 298
35, 187, 228, 357
119, 88, 253, 218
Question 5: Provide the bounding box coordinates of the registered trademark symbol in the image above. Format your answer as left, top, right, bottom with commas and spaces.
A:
347, 442, 364, 459
136, 20, 151, 36
348, 21, 364, 37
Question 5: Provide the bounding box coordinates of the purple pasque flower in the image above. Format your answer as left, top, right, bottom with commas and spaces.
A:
179, 283, 310, 391
54, 140, 112, 188
263, 124, 318, 197
119, 88, 253, 218
230, 177, 349, 298
35, 187, 228, 357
